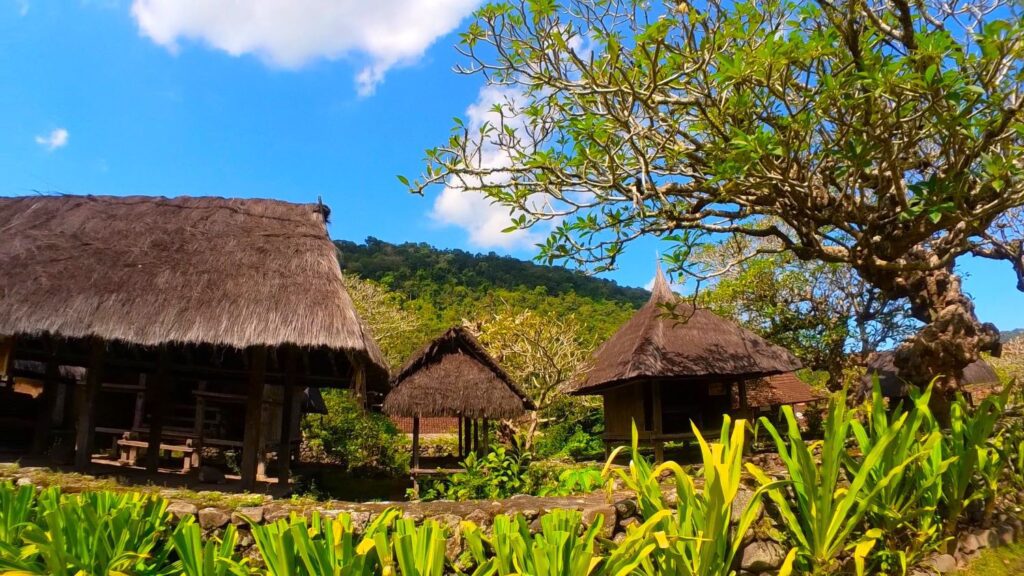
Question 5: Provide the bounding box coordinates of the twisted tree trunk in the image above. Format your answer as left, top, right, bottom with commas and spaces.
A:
865, 261, 1001, 421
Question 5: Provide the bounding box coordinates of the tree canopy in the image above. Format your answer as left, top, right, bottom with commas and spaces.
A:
413, 0, 1024, 411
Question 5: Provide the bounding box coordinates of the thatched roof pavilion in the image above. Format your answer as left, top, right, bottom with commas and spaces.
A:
383, 326, 533, 467
861, 351, 1001, 402
747, 373, 822, 408
571, 267, 801, 460
0, 194, 388, 488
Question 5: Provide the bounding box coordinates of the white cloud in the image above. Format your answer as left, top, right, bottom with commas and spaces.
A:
430, 85, 545, 250
130, 0, 481, 95
35, 128, 69, 151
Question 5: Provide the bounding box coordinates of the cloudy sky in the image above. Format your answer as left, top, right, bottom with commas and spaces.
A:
1, 0, 1022, 330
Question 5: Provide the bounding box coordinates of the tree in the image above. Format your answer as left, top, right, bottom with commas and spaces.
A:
412, 0, 1024, 415
696, 239, 916, 388
469, 306, 593, 448
341, 273, 429, 369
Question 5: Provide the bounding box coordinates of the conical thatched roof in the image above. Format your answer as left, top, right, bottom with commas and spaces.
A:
860, 351, 1000, 398
570, 267, 802, 394
383, 326, 534, 419
0, 195, 388, 384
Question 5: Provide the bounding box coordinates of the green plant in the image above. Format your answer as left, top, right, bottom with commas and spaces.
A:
302, 390, 409, 476
249, 509, 400, 576
170, 518, 251, 576
463, 510, 602, 576
0, 488, 173, 575
848, 380, 951, 572
418, 443, 533, 501
605, 420, 793, 576
939, 385, 1011, 540
376, 518, 447, 576
0, 481, 36, 547
751, 389, 919, 575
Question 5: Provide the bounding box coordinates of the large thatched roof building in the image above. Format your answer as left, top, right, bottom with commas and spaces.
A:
0, 194, 387, 488
384, 326, 533, 466
571, 268, 802, 459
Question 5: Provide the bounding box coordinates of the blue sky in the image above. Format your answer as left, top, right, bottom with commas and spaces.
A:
2, 0, 1022, 331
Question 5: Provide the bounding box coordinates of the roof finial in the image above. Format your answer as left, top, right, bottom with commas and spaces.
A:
650, 257, 675, 302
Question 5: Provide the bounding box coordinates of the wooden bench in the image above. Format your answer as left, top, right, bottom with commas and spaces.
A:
117, 433, 195, 472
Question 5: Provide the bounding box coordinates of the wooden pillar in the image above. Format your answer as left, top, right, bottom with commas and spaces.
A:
145, 347, 170, 473
412, 415, 421, 471
31, 341, 60, 455
652, 381, 665, 463
75, 338, 104, 469
277, 347, 298, 484
241, 346, 267, 491
738, 380, 750, 417
457, 416, 463, 458
482, 418, 490, 451
349, 353, 367, 408
472, 419, 480, 455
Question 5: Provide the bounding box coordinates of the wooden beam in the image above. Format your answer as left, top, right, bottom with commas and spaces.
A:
241, 346, 267, 491
652, 381, 665, 463
277, 347, 298, 485
31, 340, 59, 455
472, 419, 480, 456
412, 416, 420, 470
349, 353, 367, 408
74, 338, 104, 469
481, 418, 489, 451
145, 347, 170, 473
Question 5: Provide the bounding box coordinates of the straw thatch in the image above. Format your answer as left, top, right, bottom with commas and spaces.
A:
571, 268, 802, 395
0, 195, 387, 378
383, 327, 534, 419
861, 351, 1000, 398
746, 372, 822, 408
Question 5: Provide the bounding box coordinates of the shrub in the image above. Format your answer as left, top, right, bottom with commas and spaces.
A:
533, 396, 604, 459
301, 390, 409, 476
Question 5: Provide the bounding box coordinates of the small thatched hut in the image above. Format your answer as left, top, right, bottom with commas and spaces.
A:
0, 194, 388, 489
569, 268, 802, 459
861, 351, 1001, 403
383, 326, 533, 469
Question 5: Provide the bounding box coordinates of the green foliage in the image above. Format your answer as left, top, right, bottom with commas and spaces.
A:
249, 509, 401, 576
533, 396, 604, 460
463, 511, 602, 576
751, 389, 915, 575
606, 420, 795, 576
376, 518, 447, 576
301, 390, 409, 476
171, 519, 251, 576
0, 486, 173, 575
418, 444, 533, 501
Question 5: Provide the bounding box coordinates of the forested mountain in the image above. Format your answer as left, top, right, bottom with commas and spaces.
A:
334, 237, 643, 367
336, 238, 649, 307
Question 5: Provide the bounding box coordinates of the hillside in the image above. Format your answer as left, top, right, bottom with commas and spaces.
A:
335, 237, 649, 307
334, 237, 643, 364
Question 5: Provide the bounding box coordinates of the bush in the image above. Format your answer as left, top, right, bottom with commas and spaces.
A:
301, 390, 409, 476
533, 396, 605, 459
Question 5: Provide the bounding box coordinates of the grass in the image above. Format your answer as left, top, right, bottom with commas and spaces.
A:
958, 543, 1024, 575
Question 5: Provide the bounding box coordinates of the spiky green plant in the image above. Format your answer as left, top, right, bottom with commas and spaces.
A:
603, 419, 794, 576
170, 517, 251, 576
750, 388, 920, 575
375, 518, 447, 576
463, 510, 602, 576
847, 379, 952, 572
250, 509, 400, 576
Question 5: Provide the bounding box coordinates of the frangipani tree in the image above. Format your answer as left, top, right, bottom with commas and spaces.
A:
412, 0, 1024, 416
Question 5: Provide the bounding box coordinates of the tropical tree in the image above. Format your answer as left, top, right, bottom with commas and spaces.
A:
341, 273, 428, 369
470, 306, 593, 448
412, 0, 1024, 417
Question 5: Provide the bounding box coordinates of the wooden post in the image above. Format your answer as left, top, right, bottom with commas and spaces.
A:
31, 341, 60, 455
482, 418, 490, 451
241, 346, 267, 491
652, 381, 665, 463
349, 353, 367, 407
75, 338, 104, 469
457, 416, 463, 458
412, 415, 420, 471
192, 380, 206, 469
145, 347, 170, 473
738, 379, 750, 417
277, 347, 298, 484
472, 419, 480, 455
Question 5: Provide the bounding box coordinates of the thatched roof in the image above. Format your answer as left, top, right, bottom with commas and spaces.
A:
570, 268, 802, 395
383, 326, 534, 419
746, 372, 822, 407
0, 195, 387, 381
861, 351, 1000, 399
